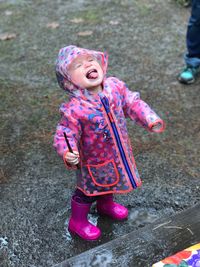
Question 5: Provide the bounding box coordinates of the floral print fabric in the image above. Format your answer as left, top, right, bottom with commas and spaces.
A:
152, 243, 200, 267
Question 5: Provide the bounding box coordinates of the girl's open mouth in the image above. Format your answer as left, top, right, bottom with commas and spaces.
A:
86, 69, 98, 79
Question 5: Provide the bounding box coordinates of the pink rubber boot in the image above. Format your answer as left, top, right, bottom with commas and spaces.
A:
68, 197, 101, 241
97, 194, 128, 220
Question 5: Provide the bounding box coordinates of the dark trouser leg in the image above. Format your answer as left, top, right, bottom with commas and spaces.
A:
185, 0, 200, 66
72, 188, 99, 203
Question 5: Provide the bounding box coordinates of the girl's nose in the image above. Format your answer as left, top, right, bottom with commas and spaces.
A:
84, 61, 92, 68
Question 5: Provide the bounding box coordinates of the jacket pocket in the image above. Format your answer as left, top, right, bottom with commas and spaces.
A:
87, 159, 119, 187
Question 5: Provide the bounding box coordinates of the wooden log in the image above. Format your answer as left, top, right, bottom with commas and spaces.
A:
54, 204, 200, 267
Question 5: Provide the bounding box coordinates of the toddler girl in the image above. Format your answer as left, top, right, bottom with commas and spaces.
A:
53, 45, 165, 241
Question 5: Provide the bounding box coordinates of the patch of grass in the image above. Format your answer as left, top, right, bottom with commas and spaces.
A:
137, 4, 150, 16
173, 0, 191, 7
72, 8, 103, 24
127, 0, 151, 17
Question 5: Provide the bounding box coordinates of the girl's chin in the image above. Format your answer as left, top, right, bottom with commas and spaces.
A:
87, 78, 102, 85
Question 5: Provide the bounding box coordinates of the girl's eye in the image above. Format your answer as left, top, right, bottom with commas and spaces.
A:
75, 63, 82, 68
88, 58, 94, 62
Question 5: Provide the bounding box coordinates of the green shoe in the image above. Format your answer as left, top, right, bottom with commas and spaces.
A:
178, 66, 200, 84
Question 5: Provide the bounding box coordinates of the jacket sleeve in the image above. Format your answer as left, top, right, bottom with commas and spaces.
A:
116, 78, 165, 133
53, 103, 81, 170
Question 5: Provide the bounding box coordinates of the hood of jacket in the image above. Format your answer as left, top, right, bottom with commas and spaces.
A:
55, 45, 108, 99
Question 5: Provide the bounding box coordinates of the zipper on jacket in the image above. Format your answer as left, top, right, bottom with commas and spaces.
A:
101, 96, 137, 189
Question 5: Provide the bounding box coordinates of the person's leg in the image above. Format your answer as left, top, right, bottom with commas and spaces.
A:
97, 194, 128, 220
72, 188, 99, 204
185, 0, 200, 65
179, 0, 200, 84
68, 189, 101, 240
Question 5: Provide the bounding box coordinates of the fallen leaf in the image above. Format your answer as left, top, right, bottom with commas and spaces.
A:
70, 18, 84, 23
77, 31, 93, 36
0, 33, 17, 41
46, 22, 59, 29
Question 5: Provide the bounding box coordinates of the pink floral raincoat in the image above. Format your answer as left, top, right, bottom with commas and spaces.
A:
53, 45, 165, 196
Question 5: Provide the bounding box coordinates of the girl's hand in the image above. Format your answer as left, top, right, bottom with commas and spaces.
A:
151, 121, 165, 133
151, 122, 162, 131
65, 151, 80, 165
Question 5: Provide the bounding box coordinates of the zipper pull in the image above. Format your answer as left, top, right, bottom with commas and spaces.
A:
107, 110, 114, 122
102, 96, 114, 122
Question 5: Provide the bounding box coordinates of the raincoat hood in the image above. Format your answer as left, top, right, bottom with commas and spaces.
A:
55, 45, 108, 97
